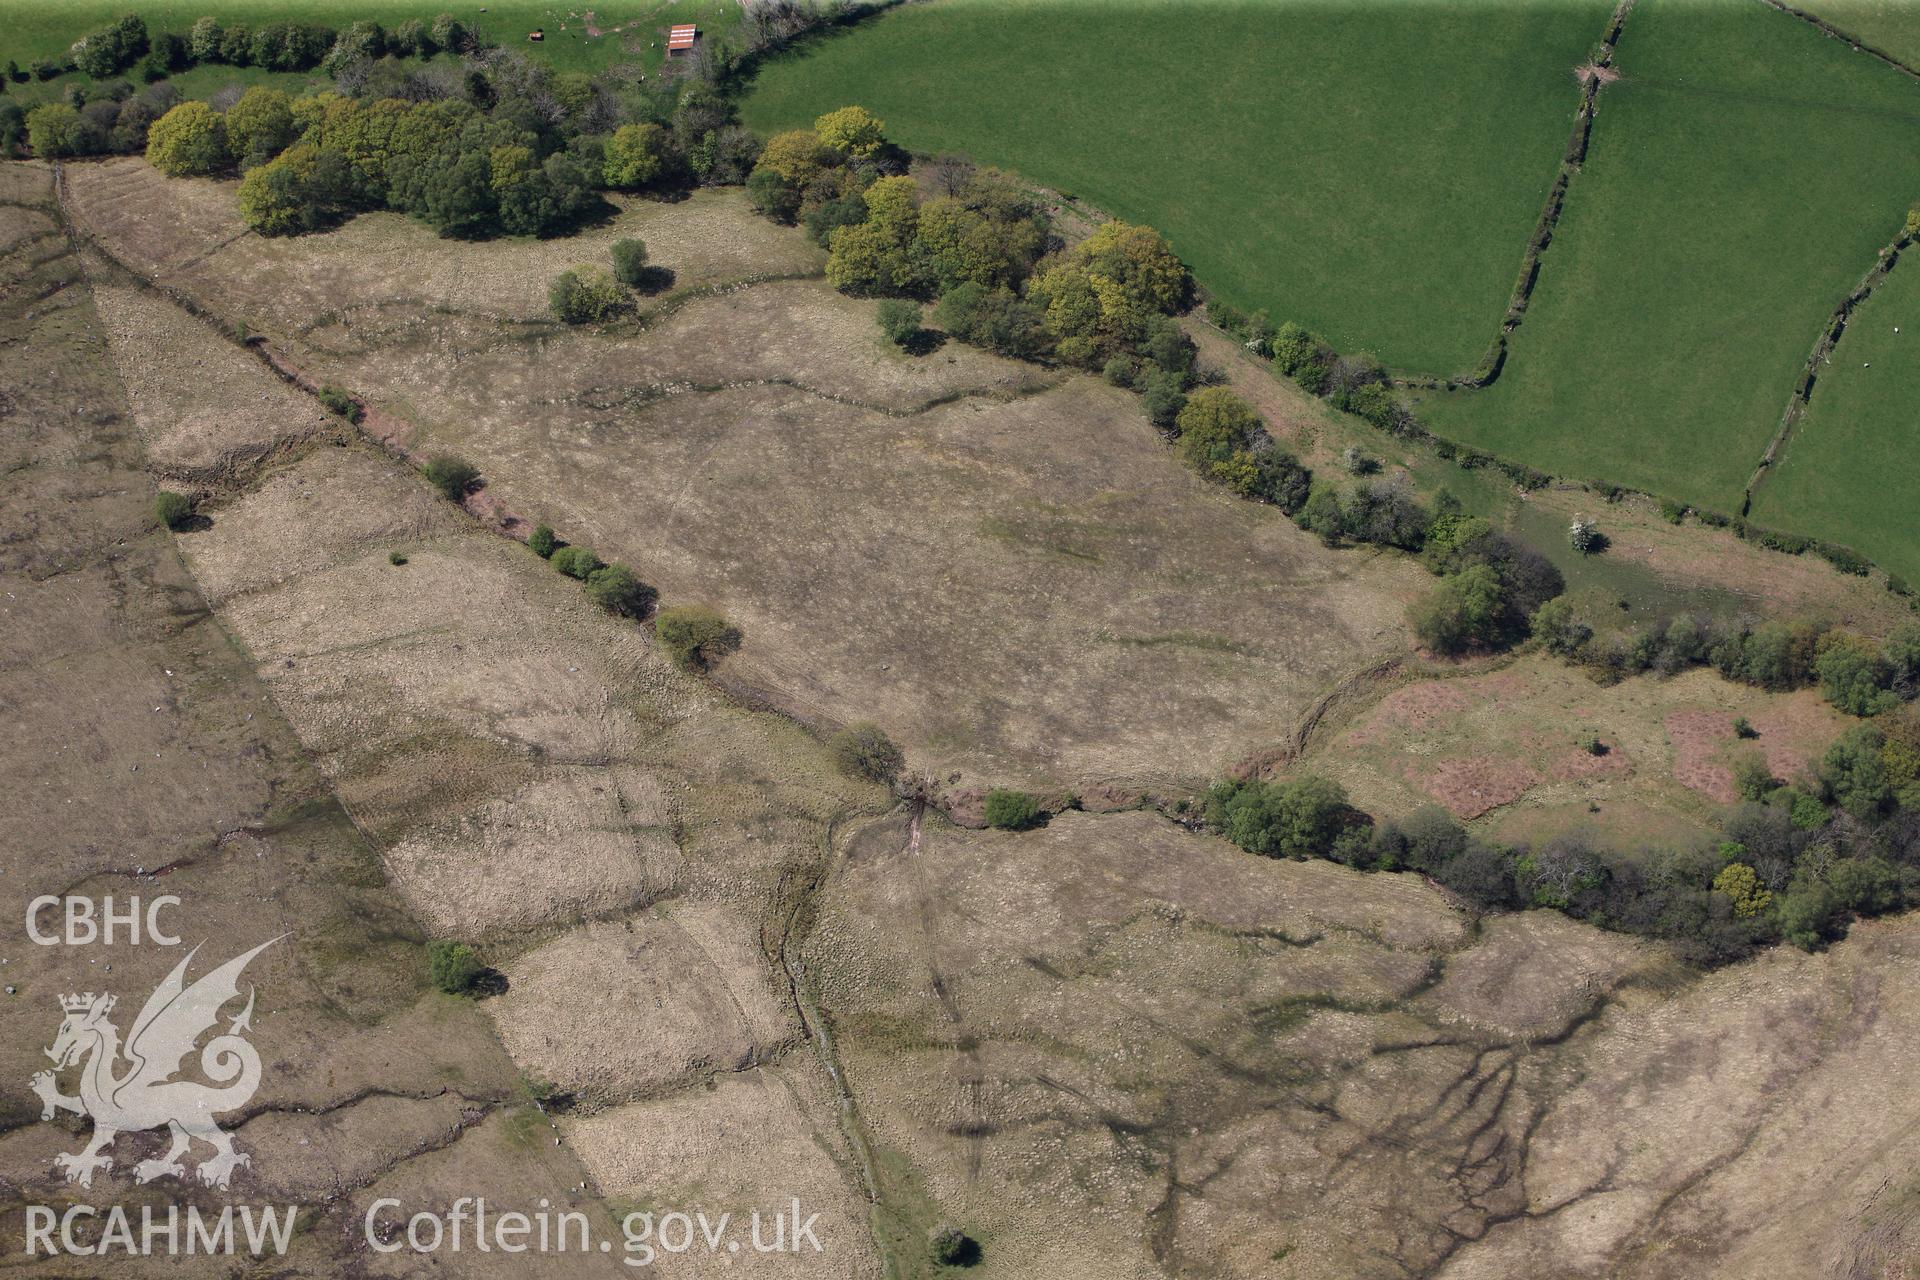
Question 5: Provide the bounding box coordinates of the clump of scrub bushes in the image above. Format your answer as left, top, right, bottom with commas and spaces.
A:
427, 940, 484, 995
153, 490, 194, 530
423, 454, 479, 502
550, 265, 631, 323
655, 604, 740, 670
830, 723, 904, 784
983, 789, 1043, 830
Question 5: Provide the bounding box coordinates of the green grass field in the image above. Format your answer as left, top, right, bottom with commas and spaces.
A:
1793, 0, 1920, 67
1417, 0, 1920, 516
1752, 253, 1920, 582
742, 0, 1613, 377
0, 0, 739, 80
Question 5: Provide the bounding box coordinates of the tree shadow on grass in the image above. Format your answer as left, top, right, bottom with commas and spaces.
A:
901, 327, 948, 357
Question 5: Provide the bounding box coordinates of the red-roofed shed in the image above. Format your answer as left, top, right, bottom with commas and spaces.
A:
667, 24, 697, 55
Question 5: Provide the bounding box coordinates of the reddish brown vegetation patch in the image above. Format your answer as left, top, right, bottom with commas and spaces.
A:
1547, 744, 1633, 782
1347, 681, 1472, 746
1669, 692, 1839, 802
1668, 708, 1738, 802
1416, 756, 1541, 820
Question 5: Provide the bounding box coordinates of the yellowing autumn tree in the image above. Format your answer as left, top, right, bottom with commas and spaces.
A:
813, 105, 885, 158
146, 101, 228, 176
1029, 221, 1191, 360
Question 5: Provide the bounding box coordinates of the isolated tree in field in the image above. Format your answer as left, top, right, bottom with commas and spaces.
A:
223, 86, 297, 169
549, 266, 630, 324
655, 605, 741, 670
427, 940, 483, 995
1568, 516, 1602, 555
603, 121, 671, 190
586, 563, 657, 618
423, 454, 478, 502
830, 723, 904, 784
927, 1224, 979, 1267
610, 237, 648, 287
875, 298, 921, 348
983, 789, 1042, 830
813, 105, 886, 158
154, 491, 193, 530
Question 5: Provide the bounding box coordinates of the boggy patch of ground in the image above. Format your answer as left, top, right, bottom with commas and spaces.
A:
63, 159, 1429, 793
812, 805, 1920, 1278
0, 163, 600, 1275
1312, 654, 1850, 841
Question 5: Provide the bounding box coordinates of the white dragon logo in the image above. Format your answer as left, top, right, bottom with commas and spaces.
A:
30, 938, 279, 1190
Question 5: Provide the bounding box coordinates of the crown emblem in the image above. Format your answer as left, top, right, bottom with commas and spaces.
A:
59, 993, 113, 1014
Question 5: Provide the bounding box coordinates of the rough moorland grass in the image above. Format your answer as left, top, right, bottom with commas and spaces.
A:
1793, 0, 1920, 67
1418, 0, 1920, 515
0, 0, 740, 78
1752, 253, 1920, 582
743, 0, 1612, 376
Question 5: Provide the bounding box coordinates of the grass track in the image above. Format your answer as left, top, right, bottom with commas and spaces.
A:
742, 0, 1613, 376
1418, 0, 1920, 515
1752, 251, 1920, 583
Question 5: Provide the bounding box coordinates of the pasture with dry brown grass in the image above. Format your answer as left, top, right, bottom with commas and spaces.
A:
8, 150, 1920, 1280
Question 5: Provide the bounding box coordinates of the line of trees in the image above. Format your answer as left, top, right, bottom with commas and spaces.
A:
1206, 759, 1920, 965
8, 11, 773, 243
1215, 299, 1897, 591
